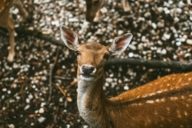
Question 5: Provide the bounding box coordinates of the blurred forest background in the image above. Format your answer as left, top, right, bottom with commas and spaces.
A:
0, 0, 191, 127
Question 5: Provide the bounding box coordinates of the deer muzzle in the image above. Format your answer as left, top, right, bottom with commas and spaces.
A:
79, 64, 97, 81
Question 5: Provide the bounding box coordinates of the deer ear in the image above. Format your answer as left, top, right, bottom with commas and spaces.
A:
109, 33, 133, 56
60, 27, 79, 51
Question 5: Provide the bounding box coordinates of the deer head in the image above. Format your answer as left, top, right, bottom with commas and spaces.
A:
60, 27, 133, 82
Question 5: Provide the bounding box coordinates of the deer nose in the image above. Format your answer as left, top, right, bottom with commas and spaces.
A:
81, 65, 96, 75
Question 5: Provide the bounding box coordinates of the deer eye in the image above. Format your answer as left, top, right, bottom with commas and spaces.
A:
76, 51, 81, 56
103, 53, 109, 60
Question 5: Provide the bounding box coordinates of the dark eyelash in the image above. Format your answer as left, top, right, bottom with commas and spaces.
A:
76, 51, 81, 55
103, 53, 109, 59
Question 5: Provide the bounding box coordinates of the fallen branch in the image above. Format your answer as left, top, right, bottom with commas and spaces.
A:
53, 76, 73, 81
48, 48, 60, 102
16, 27, 65, 47
55, 85, 67, 97
105, 58, 192, 71
48, 63, 54, 102
0, 27, 64, 46
1, 27, 192, 71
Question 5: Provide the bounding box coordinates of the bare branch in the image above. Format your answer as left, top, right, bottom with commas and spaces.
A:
105, 58, 192, 71
48, 48, 60, 102
16, 27, 66, 47
1, 27, 192, 71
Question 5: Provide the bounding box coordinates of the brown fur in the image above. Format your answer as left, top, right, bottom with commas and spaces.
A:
76, 42, 192, 128
85, 0, 130, 22
60, 27, 192, 128
108, 72, 192, 128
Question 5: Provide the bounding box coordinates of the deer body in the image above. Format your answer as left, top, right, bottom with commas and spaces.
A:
108, 72, 192, 128
85, 0, 130, 22
60, 27, 192, 128
0, 0, 28, 62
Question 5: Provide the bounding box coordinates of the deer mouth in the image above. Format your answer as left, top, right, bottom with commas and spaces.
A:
80, 74, 95, 81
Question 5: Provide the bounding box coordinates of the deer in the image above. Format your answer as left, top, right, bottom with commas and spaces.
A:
0, 0, 28, 62
85, 0, 131, 22
85, 0, 159, 22
60, 27, 192, 128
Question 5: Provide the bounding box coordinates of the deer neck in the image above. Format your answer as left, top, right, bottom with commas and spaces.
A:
77, 73, 112, 128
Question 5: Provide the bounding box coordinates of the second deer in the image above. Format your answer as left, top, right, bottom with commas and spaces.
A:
60, 27, 192, 128
0, 0, 28, 62
85, 0, 131, 22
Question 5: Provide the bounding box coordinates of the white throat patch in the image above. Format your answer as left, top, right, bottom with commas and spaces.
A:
80, 75, 95, 81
